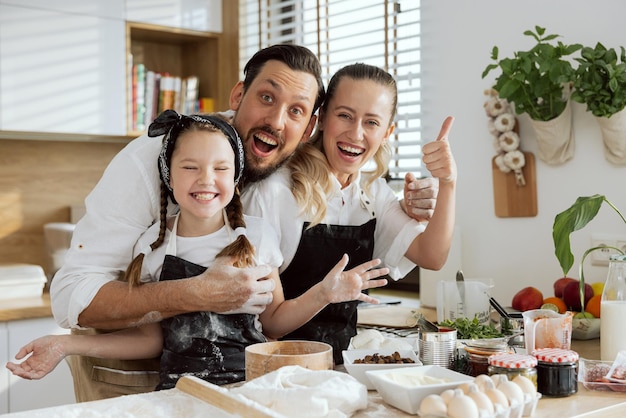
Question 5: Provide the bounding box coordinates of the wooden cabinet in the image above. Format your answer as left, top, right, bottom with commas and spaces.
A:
126, 22, 220, 136
125, 1, 239, 136
0, 317, 74, 414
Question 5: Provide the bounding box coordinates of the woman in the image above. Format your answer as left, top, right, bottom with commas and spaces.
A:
241, 63, 457, 364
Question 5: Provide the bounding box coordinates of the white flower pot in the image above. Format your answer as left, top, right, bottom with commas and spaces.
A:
528, 99, 575, 165
595, 108, 626, 165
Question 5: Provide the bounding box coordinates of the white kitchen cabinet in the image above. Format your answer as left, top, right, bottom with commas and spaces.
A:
0, 317, 74, 414
125, 0, 222, 32
0, 4, 127, 135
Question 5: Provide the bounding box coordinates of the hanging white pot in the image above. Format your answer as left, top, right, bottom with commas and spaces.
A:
595, 107, 626, 165
528, 99, 575, 165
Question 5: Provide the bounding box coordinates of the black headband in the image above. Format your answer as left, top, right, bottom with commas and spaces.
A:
148, 109, 245, 202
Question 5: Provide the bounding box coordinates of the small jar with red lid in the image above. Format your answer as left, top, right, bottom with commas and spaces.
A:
533, 348, 579, 397
488, 353, 538, 388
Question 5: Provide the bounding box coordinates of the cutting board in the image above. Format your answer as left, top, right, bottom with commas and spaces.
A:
492, 151, 537, 217
357, 306, 436, 328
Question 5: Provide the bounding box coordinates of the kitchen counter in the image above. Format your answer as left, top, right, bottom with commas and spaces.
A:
2, 299, 625, 417
0, 293, 53, 322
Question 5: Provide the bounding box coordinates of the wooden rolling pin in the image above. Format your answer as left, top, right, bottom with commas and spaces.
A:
175, 376, 280, 418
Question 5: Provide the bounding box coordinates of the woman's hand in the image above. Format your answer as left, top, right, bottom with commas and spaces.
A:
6, 335, 68, 380
320, 254, 389, 304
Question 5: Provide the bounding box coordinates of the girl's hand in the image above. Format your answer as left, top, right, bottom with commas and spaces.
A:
320, 254, 389, 304
6, 335, 67, 380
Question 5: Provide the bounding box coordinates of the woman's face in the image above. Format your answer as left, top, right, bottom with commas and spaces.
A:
320, 77, 395, 186
169, 129, 235, 234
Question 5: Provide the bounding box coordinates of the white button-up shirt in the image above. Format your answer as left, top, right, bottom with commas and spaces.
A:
241, 167, 425, 279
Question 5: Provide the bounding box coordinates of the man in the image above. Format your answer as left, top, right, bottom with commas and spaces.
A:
50, 44, 436, 401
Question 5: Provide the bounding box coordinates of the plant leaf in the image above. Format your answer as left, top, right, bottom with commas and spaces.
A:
553, 195, 606, 275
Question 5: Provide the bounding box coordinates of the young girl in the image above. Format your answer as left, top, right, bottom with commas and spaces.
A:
241, 63, 456, 364
6, 110, 389, 389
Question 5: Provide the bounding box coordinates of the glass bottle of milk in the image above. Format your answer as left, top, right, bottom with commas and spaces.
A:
601, 254, 626, 361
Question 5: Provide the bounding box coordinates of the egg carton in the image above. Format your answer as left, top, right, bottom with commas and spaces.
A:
417, 374, 541, 418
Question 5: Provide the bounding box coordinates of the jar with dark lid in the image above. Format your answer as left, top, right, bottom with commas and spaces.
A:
463, 340, 512, 377
533, 348, 579, 397
488, 353, 538, 388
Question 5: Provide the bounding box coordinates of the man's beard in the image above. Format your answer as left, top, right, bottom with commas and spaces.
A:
241, 153, 288, 185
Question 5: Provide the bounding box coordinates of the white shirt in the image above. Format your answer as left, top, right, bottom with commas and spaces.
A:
50, 133, 169, 328
241, 166, 425, 279
136, 214, 283, 283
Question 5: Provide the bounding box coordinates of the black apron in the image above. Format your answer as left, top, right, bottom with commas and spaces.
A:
280, 215, 376, 365
156, 214, 266, 390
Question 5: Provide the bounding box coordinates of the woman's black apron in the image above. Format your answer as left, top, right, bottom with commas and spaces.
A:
156, 214, 266, 390
279, 188, 377, 365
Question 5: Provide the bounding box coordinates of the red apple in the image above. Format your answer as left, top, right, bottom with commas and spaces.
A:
554, 277, 578, 298
512, 286, 544, 312
562, 280, 594, 311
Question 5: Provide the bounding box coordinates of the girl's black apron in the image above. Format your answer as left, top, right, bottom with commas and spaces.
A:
156, 214, 266, 390
279, 188, 377, 365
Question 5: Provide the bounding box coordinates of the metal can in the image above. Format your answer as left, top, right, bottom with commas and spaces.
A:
488, 353, 538, 388
533, 348, 579, 397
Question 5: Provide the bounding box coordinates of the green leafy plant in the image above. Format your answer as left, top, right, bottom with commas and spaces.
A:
482, 26, 582, 122
571, 42, 626, 118
553, 194, 626, 314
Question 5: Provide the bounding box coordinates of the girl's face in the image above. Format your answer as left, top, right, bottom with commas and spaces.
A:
169, 130, 236, 235
320, 77, 395, 186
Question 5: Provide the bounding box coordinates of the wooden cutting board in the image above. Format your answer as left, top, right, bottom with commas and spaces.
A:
492, 151, 537, 217
357, 306, 436, 328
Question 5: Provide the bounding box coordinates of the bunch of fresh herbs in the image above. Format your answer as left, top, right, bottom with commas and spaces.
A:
439, 317, 504, 340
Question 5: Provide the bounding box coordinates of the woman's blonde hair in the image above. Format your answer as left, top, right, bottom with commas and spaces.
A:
124, 114, 255, 287
289, 63, 397, 227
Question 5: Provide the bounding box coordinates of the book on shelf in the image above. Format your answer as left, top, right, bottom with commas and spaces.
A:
128, 66, 203, 132
135, 63, 146, 131
159, 74, 176, 113
199, 97, 214, 113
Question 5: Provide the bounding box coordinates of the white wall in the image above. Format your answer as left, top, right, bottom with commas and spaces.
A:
420, 0, 626, 305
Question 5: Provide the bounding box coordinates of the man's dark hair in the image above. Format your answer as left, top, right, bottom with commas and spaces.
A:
242, 44, 325, 114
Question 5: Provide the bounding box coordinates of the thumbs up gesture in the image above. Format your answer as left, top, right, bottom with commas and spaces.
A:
422, 116, 456, 184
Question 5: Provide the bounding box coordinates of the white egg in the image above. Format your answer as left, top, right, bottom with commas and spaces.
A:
490, 373, 509, 387
485, 387, 509, 408
456, 381, 478, 394
440, 389, 456, 404
467, 386, 494, 414
447, 393, 479, 418
497, 380, 525, 406
473, 374, 494, 392
513, 375, 537, 396
419, 394, 447, 416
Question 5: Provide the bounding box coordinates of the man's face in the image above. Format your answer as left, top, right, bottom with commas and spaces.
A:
230, 60, 318, 183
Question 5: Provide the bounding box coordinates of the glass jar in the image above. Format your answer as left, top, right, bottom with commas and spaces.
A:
601, 254, 626, 362
533, 348, 579, 397
463, 340, 512, 377
488, 353, 538, 388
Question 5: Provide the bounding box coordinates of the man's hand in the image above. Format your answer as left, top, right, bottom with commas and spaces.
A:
319, 254, 389, 304
404, 174, 438, 222
196, 256, 275, 315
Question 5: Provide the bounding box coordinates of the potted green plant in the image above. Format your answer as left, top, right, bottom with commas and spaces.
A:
553, 195, 626, 330
482, 26, 582, 165
571, 42, 626, 164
